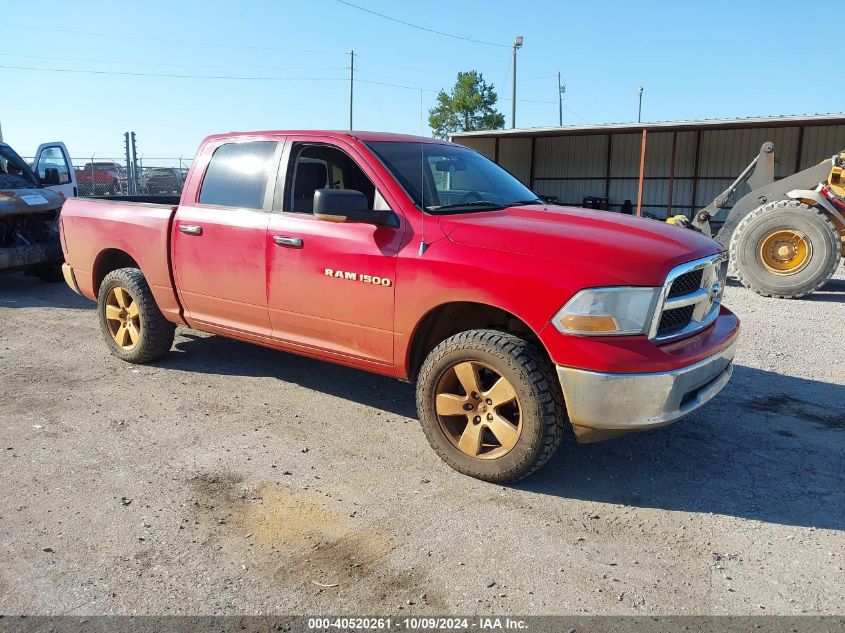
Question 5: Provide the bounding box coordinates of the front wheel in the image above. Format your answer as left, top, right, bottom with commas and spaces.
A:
416, 330, 566, 483
730, 200, 840, 298
97, 268, 175, 363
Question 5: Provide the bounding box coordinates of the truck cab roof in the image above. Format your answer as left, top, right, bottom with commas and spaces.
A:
200, 130, 454, 145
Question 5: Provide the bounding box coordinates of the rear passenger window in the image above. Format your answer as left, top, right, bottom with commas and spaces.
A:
199, 141, 276, 210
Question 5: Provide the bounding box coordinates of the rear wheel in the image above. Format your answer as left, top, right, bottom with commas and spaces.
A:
416, 329, 566, 483
97, 268, 175, 363
730, 200, 840, 298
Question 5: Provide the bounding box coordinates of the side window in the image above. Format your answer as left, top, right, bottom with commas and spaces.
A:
286, 144, 377, 214
199, 141, 277, 210
36, 147, 71, 184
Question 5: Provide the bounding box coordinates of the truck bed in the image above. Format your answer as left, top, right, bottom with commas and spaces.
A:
60, 196, 183, 323
87, 194, 181, 206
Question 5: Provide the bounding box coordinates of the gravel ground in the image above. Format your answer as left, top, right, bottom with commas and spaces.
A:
0, 267, 843, 616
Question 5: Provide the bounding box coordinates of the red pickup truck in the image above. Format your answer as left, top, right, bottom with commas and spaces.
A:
59, 130, 739, 482
75, 162, 125, 196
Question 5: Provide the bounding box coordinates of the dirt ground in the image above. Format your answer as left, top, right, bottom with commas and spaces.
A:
0, 267, 843, 616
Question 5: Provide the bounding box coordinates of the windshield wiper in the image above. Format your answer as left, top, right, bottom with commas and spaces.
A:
508, 198, 544, 206
426, 200, 503, 212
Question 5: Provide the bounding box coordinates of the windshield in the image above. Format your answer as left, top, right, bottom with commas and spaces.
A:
0, 144, 40, 189
365, 141, 540, 214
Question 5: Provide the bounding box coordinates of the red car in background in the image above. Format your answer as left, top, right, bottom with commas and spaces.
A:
74, 162, 125, 196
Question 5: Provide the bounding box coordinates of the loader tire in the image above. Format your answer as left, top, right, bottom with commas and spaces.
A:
416, 329, 566, 483
97, 268, 175, 364
730, 200, 840, 299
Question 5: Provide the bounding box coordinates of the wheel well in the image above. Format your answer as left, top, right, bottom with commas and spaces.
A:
94, 249, 140, 293
407, 302, 545, 381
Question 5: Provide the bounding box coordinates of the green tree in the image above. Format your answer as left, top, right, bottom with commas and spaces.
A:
428, 71, 505, 140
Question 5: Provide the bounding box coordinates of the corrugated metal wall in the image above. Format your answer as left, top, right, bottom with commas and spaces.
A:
458, 122, 845, 221
498, 137, 532, 184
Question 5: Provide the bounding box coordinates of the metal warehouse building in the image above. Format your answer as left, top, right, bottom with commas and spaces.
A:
451, 113, 845, 222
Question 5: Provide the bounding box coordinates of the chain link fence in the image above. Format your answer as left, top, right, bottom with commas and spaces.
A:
24, 155, 191, 197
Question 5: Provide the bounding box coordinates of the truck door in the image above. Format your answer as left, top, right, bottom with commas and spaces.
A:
266, 139, 404, 368
32, 142, 76, 199
171, 139, 282, 336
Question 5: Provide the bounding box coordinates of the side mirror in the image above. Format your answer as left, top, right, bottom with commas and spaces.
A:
313, 189, 397, 227
43, 167, 61, 186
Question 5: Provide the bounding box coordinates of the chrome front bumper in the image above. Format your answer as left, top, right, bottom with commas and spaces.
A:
556, 341, 736, 443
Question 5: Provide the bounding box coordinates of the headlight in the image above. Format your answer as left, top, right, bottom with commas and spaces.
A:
552, 287, 660, 336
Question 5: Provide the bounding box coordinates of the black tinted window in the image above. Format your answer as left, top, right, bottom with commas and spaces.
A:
199, 141, 276, 209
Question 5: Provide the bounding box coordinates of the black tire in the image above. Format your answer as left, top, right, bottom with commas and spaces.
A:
31, 262, 64, 283
416, 329, 566, 483
97, 268, 175, 364
730, 200, 841, 299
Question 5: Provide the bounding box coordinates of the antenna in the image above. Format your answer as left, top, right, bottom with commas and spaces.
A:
418, 89, 428, 255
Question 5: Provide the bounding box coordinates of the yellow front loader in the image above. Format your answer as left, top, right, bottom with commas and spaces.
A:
668, 146, 845, 298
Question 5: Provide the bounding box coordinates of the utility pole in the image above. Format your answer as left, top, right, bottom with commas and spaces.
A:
637, 85, 644, 123
349, 50, 355, 130
556, 72, 565, 126
130, 132, 140, 195
123, 133, 132, 194
511, 35, 523, 129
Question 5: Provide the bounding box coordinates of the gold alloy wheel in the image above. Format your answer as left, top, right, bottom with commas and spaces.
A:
105, 286, 141, 349
758, 228, 812, 275
434, 360, 523, 460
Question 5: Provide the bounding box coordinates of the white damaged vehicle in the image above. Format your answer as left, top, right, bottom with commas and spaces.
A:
0, 141, 76, 281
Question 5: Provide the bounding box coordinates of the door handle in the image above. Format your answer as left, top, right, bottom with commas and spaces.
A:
178, 224, 203, 236
273, 235, 303, 248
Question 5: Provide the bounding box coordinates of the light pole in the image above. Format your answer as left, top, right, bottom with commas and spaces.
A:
637, 85, 644, 123
511, 35, 523, 129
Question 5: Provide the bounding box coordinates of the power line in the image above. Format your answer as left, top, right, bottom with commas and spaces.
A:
564, 106, 588, 123
0, 21, 342, 55
334, 0, 509, 48
355, 68, 440, 91
357, 78, 438, 92
0, 64, 347, 82
363, 82, 389, 127
0, 63, 577, 110
353, 53, 448, 77
499, 96, 557, 104
0, 50, 345, 73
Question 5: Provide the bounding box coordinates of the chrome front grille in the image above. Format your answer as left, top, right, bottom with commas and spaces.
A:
649, 253, 728, 342
657, 304, 696, 336
667, 269, 703, 299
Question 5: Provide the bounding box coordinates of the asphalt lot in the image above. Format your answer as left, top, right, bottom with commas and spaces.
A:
0, 267, 843, 616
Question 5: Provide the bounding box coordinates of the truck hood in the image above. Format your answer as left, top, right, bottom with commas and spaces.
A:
438, 204, 722, 286
0, 187, 64, 216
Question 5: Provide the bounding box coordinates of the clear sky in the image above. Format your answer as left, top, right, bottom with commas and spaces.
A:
1, 0, 838, 160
